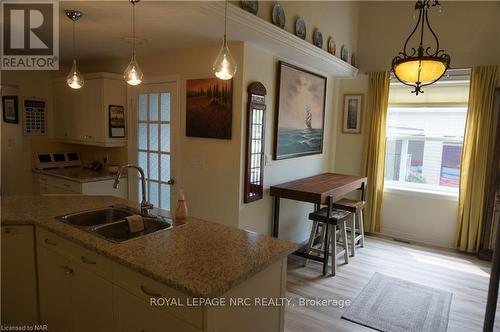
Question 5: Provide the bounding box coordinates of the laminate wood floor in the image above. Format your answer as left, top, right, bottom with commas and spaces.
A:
284, 236, 499, 332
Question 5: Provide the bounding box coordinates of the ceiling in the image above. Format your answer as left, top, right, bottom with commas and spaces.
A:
58, 1, 226, 63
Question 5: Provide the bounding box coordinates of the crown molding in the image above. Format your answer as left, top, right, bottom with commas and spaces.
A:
200, 2, 358, 78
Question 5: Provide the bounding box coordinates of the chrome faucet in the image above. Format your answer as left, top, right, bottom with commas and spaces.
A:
113, 164, 153, 215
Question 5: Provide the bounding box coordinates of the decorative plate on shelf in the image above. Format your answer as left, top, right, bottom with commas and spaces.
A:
351, 52, 357, 67
241, 0, 258, 15
313, 29, 323, 48
295, 17, 306, 40
271, 4, 285, 29
340, 45, 349, 62
327, 36, 336, 55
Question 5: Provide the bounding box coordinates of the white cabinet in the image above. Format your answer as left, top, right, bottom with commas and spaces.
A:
36, 228, 114, 332
54, 72, 127, 147
114, 286, 201, 332
1, 225, 39, 326
34, 173, 128, 199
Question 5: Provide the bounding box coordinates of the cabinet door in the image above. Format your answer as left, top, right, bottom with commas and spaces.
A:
73, 79, 103, 142
71, 264, 114, 332
113, 286, 200, 332
53, 82, 73, 139
37, 244, 73, 332
1, 226, 38, 325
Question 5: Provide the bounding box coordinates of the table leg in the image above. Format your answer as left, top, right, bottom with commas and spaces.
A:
323, 223, 330, 276
272, 196, 280, 238
361, 181, 366, 201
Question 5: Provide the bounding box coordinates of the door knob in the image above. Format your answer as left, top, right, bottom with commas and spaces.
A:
167, 179, 175, 185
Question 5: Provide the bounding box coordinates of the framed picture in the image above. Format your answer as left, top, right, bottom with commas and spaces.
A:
342, 94, 363, 134
274, 61, 327, 160
186, 78, 233, 139
2, 96, 18, 124
109, 105, 126, 138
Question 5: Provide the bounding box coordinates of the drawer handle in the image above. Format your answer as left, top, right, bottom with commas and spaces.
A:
81, 256, 96, 265
140, 285, 162, 298
44, 238, 57, 246
63, 184, 71, 187
4, 227, 16, 234
63, 266, 74, 275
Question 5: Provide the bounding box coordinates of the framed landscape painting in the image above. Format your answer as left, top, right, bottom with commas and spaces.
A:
186, 78, 232, 139
342, 94, 363, 134
273, 61, 327, 160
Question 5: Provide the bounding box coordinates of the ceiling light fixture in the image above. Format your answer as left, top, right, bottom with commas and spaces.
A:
213, 0, 237, 80
124, 0, 143, 86
65, 10, 84, 89
391, 0, 450, 95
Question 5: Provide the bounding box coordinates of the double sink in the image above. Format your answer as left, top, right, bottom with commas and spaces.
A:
56, 205, 174, 243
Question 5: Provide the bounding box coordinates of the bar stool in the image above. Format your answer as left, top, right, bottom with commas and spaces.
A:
333, 198, 365, 257
306, 206, 351, 276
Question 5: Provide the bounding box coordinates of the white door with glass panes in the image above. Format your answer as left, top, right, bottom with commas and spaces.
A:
129, 83, 177, 211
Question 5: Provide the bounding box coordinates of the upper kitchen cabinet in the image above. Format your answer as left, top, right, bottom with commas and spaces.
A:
54, 72, 127, 147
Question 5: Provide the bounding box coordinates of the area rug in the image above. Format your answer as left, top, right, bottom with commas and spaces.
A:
342, 273, 452, 332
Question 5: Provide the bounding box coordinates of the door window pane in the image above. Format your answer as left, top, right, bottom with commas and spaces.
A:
138, 123, 148, 150
149, 94, 159, 121
149, 181, 159, 207
161, 124, 170, 152
139, 94, 148, 121
138, 151, 148, 178
149, 124, 158, 150
161, 183, 170, 210
160, 154, 170, 181
149, 153, 158, 181
161, 93, 170, 121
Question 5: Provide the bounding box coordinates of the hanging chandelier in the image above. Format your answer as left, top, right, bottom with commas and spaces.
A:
391, 0, 450, 95
124, 0, 143, 86
213, 0, 237, 80
65, 10, 84, 89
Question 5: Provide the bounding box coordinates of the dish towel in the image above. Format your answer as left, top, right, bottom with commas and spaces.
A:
126, 215, 145, 233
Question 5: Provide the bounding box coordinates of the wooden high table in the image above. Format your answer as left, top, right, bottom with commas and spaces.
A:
270, 173, 367, 274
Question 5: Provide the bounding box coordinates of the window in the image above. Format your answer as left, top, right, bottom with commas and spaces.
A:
384, 77, 470, 194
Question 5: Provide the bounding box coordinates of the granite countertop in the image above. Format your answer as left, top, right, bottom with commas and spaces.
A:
1, 195, 297, 298
34, 167, 122, 183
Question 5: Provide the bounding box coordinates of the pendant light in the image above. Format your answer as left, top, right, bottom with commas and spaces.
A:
65, 10, 84, 89
124, 0, 143, 86
213, 0, 237, 80
391, 0, 450, 95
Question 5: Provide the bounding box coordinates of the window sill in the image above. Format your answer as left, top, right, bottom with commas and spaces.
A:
383, 185, 459, 201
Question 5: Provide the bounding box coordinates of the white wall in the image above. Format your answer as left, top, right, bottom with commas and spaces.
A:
238, 43, 334, 243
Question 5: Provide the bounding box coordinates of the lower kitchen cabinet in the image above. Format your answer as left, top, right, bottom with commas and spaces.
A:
1, 225, 39, 326
114, 286, 201, 332
37, 233, 114, 332
37, 244, 73, 332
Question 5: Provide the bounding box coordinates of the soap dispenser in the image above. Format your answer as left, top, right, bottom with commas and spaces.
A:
174, 189, 188, 221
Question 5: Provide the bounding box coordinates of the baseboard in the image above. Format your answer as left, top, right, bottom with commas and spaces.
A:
373, 229, 455, 250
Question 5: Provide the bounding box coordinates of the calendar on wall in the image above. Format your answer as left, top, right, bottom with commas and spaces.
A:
23, 98, 47, 136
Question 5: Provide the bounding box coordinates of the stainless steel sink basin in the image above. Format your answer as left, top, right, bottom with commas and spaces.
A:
93, 217, 171, 242
58, 206, 137, 227
56, 205, 174, 243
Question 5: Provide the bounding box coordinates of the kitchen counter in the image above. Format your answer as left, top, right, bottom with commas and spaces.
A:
1, 195, 297, 298
34, 167, 121, 183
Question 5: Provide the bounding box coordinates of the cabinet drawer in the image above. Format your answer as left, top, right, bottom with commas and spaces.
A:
36, 227, 112, 280
53, 178, 81, 193
112, 262, 203, 329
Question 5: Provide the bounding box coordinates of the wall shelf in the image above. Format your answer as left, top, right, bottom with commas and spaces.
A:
201, 2, 358, 78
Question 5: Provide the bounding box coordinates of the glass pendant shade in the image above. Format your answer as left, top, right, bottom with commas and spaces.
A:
393, 58, 447, 85
66, 59, 84, 89
124, 55, 143, 86
213, 40, 237, 80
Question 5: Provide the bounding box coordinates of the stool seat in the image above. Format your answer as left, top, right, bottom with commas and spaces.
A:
309, 208, 351, 224
333, 199, 366, 212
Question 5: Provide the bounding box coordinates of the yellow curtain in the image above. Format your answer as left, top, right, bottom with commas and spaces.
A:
456, 65, 499, 253
363, 71, 391, 233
